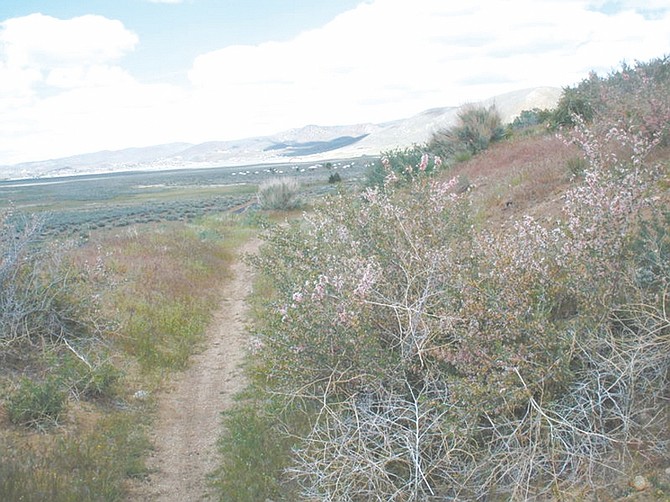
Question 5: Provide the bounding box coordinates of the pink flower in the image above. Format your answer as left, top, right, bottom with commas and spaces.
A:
419, 153, 429, 171
354, 262, 378, 297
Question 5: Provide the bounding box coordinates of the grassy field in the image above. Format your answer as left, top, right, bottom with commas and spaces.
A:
0, 158, 373, 237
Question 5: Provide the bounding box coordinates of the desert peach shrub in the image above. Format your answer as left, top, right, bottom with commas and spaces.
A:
552, 56, 670, 144
251, 105, 669, 499
365, 147, 444, 188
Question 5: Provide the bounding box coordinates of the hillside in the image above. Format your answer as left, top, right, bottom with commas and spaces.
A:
218, 57, 670, 500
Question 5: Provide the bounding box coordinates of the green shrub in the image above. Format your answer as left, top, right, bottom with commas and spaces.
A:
56, 354, 122, 399
256, 177, 302, 210
6, 376, 67, 427
366, 147, 444, 187
509, 107, 553, 131
550, 83, 597, 128
327, 172, 342, 184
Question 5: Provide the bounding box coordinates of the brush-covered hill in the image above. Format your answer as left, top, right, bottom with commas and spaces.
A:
220, 56, 670, 501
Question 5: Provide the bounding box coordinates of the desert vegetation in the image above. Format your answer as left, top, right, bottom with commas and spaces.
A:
1, 55, 668, 501
257, 177, 303, 211
0, 205, 255, 499
216, 56, 670, 500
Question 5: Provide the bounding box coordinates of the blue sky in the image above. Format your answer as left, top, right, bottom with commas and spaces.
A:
1, 0, 669, 165
0, 0, 363, 85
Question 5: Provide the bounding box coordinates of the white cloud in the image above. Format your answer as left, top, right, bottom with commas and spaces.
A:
185, 0, 670, 136
0, 13, 138, 95
1, 13, 137, 66
1, 1, 669, 165
0, 13, 161, 162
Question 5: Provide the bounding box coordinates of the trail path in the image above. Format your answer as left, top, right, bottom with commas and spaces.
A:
128, 237, 261, 501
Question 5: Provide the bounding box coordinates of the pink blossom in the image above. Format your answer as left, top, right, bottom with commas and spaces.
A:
353, 262, 378, 297
419, 153, 429, 172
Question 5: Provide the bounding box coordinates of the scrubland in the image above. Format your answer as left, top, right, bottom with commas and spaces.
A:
218, 57, 670, 500
1, 56, 669, 501
0, 212, 254, 500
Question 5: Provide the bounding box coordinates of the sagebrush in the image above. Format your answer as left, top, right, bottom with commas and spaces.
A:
257, 177, 303, 210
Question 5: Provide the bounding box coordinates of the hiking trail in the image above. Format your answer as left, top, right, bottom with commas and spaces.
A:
128, 237, 261, 501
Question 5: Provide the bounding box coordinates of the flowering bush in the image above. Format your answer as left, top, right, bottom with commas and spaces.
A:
250, 59, 669, 500
366, 146, 444, 187
552, 56, 670, 146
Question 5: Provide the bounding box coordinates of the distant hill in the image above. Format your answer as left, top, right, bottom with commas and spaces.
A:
0, 87, 561, 180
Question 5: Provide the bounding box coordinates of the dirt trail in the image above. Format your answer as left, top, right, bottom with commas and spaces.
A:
128, 237, 261, 501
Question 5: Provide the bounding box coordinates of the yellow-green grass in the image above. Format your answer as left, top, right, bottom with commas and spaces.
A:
0, 213, 257, 501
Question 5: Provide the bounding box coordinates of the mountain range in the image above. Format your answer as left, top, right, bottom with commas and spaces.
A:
0, 87, 561, 181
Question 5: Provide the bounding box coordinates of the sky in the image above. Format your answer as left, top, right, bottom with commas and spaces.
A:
1, 0, 669, 166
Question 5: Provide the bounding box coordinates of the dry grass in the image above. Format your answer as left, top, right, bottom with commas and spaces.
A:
447, 134, 580, 226
0, 215, 255, 500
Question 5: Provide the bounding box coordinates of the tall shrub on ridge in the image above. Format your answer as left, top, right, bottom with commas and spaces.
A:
428, 104, 505, 160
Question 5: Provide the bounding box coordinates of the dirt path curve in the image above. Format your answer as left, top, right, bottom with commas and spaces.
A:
128, 237, 261, 501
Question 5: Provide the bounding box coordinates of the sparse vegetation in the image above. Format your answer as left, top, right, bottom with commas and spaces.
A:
0, 209, 255, 500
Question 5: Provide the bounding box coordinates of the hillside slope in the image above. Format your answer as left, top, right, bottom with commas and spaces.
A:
225, 57, 670, 501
